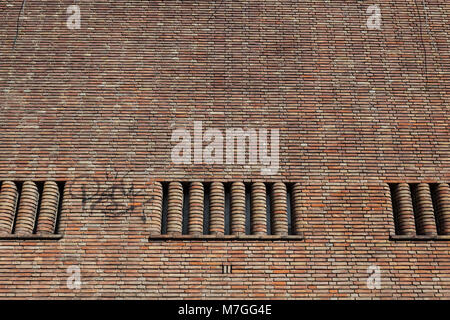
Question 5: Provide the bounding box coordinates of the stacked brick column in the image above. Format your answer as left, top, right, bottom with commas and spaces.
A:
271, 182, 288, 235
251, 182, 267, 235
209, 182, 225, 235
0, 181, 18, 234
412, 183, 437, 235
36, 181, 60, 234
230, 182, 246, 235
435, 183, 450, 235
149, 182, 163, 235
291, 183, 303, 235
166, 182, 183, 234
15, 181, 39, 234
392, 183, 416, 235
188, 182, 204, 235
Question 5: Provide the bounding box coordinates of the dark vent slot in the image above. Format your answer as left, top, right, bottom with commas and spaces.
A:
224, 183, 231, 235
245, 183, 251, 235
203, 183, 210, 235
287, 183, 293, 236
161, 182, 169, 235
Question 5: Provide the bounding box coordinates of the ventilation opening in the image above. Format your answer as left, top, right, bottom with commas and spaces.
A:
157, 181, 300, 237
0, 180, 65, 236
389, 182, 449, 237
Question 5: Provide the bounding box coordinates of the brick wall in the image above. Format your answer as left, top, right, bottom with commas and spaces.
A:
0, 0, 448, 298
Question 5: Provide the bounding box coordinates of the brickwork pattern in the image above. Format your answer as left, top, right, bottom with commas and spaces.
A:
0, 0, 448, 298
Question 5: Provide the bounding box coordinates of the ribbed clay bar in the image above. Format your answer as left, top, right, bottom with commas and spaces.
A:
209, 182, 225, 235
188, 182, 204, 235
149, 182, 163, 235
36, 181, 60, 234
230, 182, 246, 235
393, 183, 416, 235
412, 183, 437, 235
434, 183, 450, 235
251, 182, 267, 235
290, 183, 302, 235
271, 182, 288, 235
166, 182, 183, 234
15, 181, 39, 234
0, 181, 18, 234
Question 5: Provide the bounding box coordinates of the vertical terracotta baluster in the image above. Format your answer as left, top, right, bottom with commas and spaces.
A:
149, 182, 163, 235
0, 181, 18, 234
251, 182, 267, 235
231, 182, 246, 235
210, 182, 225, 235
291, 183, 303, 235
167, 182, 183, 234
15, 181, 39, 234
189, 182, 204, 235
271, 182, 288, 235
434, 183, 450, 235
393, 183, 416, 235
36, 181, 60, 234
412, 183, 437, 235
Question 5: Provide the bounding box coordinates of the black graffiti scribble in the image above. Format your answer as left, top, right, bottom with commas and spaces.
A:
69, 170, 153, 222
13, 0, 27, 49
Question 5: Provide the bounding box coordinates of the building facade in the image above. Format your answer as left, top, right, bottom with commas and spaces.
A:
0, 0, 448, 298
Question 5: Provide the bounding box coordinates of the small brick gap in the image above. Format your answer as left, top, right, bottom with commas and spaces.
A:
410, 183, 423, 235
265, 182, 272, 235
11, 181, 23, 234
222, 264, 232, 274
244, 183, 251, 235
160, 182, 169, 235
32, 181, 45, 234
181, 182, 189, 235
286, 183, 293, 235
54, 181, 65, 235
430, 183, 442, 235
224, 182, 231, 235
203, 182, 210, 235
389, 183, 402, 235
